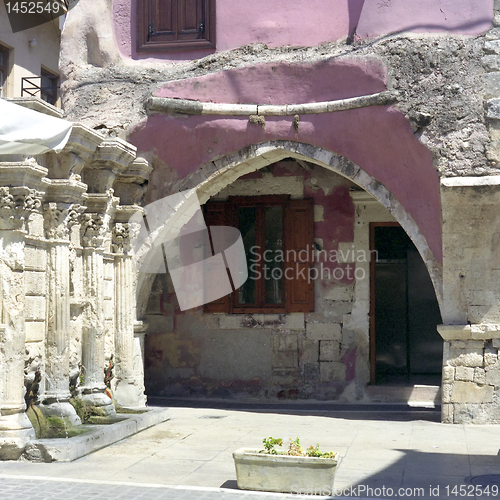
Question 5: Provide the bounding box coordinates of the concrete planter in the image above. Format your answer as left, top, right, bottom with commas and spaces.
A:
233, 448, 340, 494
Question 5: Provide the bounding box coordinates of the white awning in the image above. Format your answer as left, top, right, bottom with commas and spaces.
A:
0, 99, 72, 155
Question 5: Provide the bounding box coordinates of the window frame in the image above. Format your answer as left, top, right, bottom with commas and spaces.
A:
230, 195, 288, 314
137, 0, 216, 53
203, 195, 314, 315
40, 67, 59, 106
0, 44, 9, 97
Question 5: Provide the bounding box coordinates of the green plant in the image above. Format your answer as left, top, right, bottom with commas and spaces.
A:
260, 437, 283, 454
259, 437, 336, 458
288, 437, 303, 456
306, 444, 336, 459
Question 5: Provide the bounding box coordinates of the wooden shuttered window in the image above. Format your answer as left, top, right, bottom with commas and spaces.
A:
285, 199, 315, 313
137, 0, 215, 52
203, 197, 314, 314
203, 202, 231, 313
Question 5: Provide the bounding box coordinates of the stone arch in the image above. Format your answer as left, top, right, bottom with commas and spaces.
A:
136, 140, 443, 318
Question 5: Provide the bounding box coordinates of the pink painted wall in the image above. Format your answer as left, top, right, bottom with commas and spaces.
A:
356, 0, 493, 39
112, 0, 492, 62
129, 59, 442, 263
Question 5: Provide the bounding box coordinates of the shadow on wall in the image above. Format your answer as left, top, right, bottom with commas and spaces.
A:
347, 0, 366, 43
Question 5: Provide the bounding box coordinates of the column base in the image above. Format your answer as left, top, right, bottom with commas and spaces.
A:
79, 391, 116, 416
40, 401, 82, 427
0, 413, 35, 460
114, 379, 146, 409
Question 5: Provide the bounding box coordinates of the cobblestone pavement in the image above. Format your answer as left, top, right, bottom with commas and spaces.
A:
0, 475, 296, 500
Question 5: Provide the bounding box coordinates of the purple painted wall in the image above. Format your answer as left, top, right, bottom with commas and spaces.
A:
356, 0, 493, 39
112, 0, 492, 62
129, 59, 442, 262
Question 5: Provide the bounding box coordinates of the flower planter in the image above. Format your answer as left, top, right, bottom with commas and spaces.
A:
232, 448, 340, 494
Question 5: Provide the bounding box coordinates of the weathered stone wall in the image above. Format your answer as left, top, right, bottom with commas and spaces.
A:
57, 0, 500, 422
144, 160, 396, 400
440, 335, 500, 424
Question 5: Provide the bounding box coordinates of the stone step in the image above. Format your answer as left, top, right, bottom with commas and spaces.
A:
365, 384, 442, 406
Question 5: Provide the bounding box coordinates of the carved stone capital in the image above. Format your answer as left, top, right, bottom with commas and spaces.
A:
112, 222, 131, 254
80, 213, 105, 248
43, 203, 70, 240
0, 187, 43, 230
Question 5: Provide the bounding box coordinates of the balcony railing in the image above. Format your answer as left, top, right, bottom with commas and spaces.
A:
21, 76, 59, 106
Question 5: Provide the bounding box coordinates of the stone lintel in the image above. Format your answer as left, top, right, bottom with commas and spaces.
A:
437, 324, 472, 340
0, 161, 48, 189
114, 204, 144, 224
91, 138, 137, 174
471, 324, 500, 340
43, 179, 87, 204
438, 323, 500, 341
84, 192, 118, 215
118, 157, 153, 183
441, 175, 500, 189
64, 123, 104, 159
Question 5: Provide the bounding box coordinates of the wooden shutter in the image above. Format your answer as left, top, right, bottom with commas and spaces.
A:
285, 199, 314, 313
138, 0, 216, 52
177, 0, 204, 41
203, 202, 231, 313
150, 0, 176, 42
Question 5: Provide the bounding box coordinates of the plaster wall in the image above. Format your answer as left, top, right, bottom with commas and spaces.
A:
133, 58, 441, 265
112, 0, 492, 62
0, 3, 61, 99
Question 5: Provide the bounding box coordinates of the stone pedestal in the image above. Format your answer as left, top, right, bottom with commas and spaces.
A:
438, 324, 500, 424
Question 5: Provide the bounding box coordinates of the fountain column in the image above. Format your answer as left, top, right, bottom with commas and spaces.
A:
0, 163, 45, 459
78, 193, 116, 414
41, 181, 86, 425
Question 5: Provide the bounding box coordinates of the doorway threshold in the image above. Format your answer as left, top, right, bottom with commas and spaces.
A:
365, 383, 441, 406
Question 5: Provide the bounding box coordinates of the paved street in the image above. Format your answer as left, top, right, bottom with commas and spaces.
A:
0, 402, 499, 499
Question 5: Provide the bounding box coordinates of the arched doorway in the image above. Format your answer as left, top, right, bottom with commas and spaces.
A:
137, 142, 443, 401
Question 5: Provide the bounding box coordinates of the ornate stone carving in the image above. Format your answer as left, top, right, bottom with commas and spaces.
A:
0, 187, 43, 230
23, 190, 43, 212
44, 202, 87, 240
0, 187, 15, 211
80, 213, 105, 248
43, 203, 70, 240
112, 223, 131, 254
67, 204, 86, 229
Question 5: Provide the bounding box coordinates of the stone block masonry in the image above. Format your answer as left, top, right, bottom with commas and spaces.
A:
439, 332, 500, 423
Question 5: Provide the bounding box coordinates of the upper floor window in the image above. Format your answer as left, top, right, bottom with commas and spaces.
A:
0, 45, 9, 97
40, 67, 59, 106
137, 0, 215, 52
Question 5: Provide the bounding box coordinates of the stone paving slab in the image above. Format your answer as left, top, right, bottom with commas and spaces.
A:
1, 405, 500, 499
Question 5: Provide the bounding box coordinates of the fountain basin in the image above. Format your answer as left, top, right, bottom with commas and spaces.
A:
21, 406, 170, 462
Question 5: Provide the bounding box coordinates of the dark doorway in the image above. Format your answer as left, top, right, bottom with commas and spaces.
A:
369, 223, 443, 385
